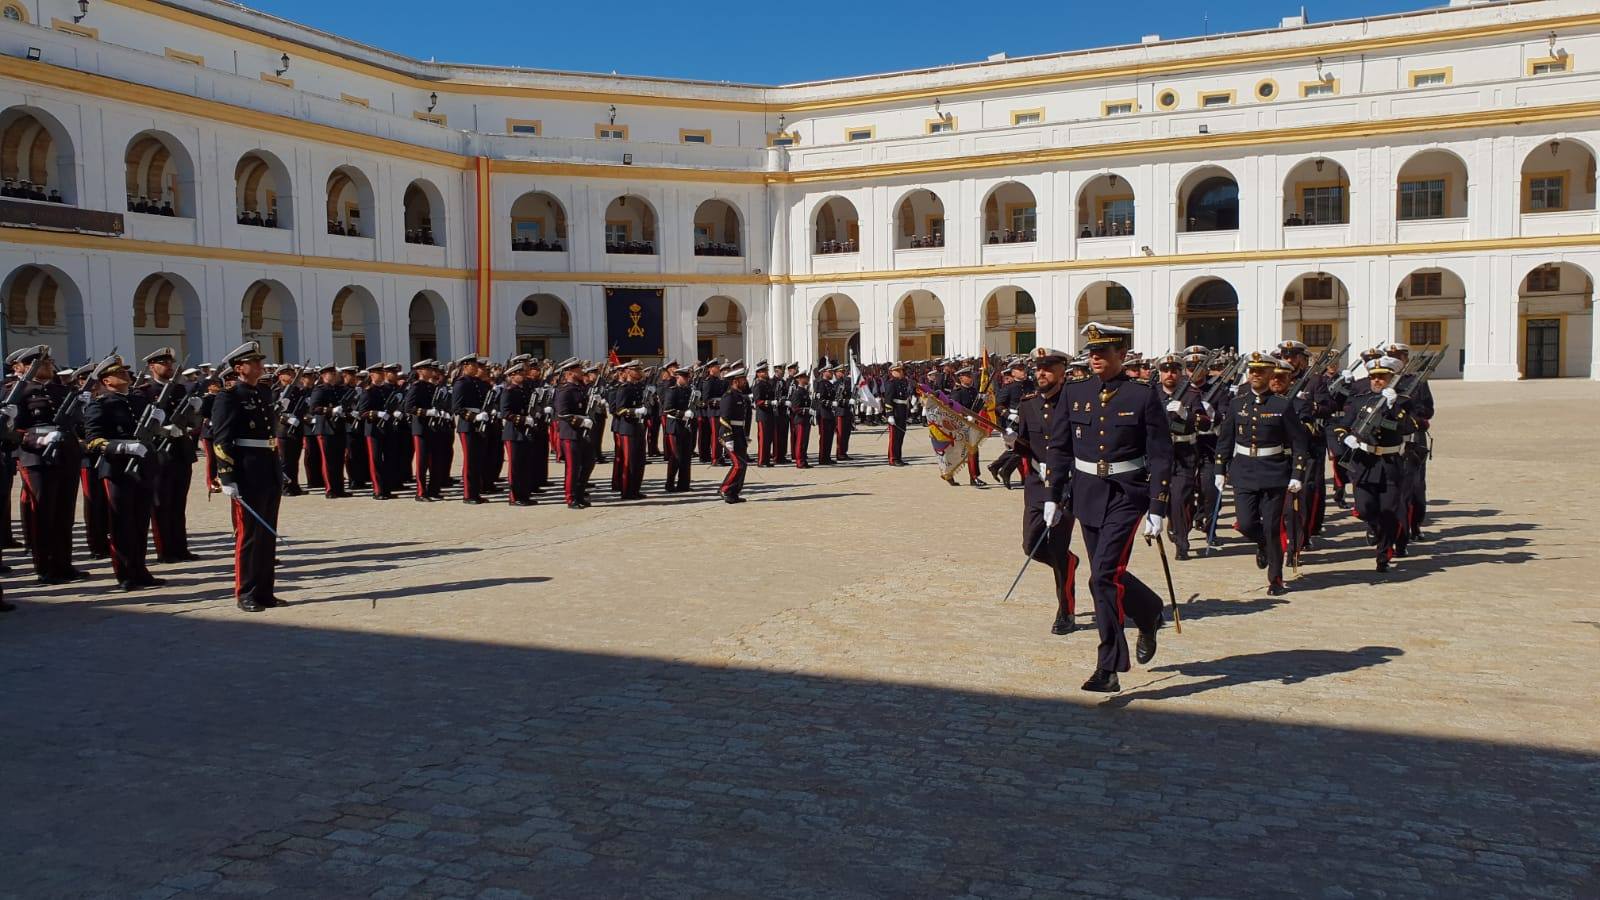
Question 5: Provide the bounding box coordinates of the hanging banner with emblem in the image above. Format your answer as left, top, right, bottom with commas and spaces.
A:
604, 287, 665, 358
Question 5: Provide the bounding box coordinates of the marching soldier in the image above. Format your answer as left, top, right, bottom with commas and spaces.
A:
210, 342, 284, 612
647, 362, 672, 458
661, 367, 694, 493
986, 361, 1029, 487
1281, 340, 1336, 543
1215, 352, 1310, 596
1387, 341, 1435, 541
451, 355, 491, 504
83, 357, 165, 591
697, 360, 726, 465
1334, 355, 1417, 571
498, 362, 539, 506
1154, 353, 1211, 560
75, 361, 111, 560
137, 347, 202, 563
301, 368, 326, 495
1045, 324, 1172, 693
553, 359, 594, 509
306, 365, 352, 498
1010, 347, 1082, 635
12, 346, 88, 584
789, 369, 813, 468
356, 367, 396, 499
717, 366, 752, 503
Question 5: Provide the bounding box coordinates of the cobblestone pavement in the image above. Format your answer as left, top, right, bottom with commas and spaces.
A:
3, 381, 1597, 898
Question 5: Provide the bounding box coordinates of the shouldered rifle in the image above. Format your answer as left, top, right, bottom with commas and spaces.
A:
126, 354, 190, 474
2, 351, 45, 440
1291, 344, 1344, 401
1348, 345, 1446, 445
1200, 353, 1245, 411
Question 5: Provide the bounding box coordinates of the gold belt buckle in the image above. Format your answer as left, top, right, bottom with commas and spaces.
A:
1096, 459, 1110, 477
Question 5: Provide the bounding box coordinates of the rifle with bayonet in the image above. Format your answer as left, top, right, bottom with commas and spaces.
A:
42, 348, 116, 465
2, 351, 46, 443
124, 354, 190, 474
1345, 345, 1447, 448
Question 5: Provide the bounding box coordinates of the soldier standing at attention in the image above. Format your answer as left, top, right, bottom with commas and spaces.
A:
13, 345, 88, 584
832, 364, 855, 461
404, 360, 439, 501
498, 362, 539, 506
83, 357, 165, 591
307, 365, 350, 499
553, 360, 594, 509
357, 367, 395, 500
751, 362, 778, 468
610, 361, 649, 500
138, 348, 201, 563
1047, 324, 1172, 693
789, 369, 813, 469
661, 367, 694, 493
1010, 347, 1082, 635
813, 367, 836, 465
882, 362, 912, 467
775, 362, 797, 465
717, 366, 752, 503
210, 342, 284, 613
451, 355, 490, 504
1215, 352, 1311, 597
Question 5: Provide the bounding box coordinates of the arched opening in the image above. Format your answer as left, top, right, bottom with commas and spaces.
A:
3, 264, 86, 360
1076, 173, 1135, 238
1394, 267, 1466, 380
893, 290, 945, 359
407, 291, 450, 362
696, 295, 744, 361
132, 273, 202, 361
1515, 261, 1593, 379
240, 279, 300, 362
813, 196, 860, 255
815, 294, 860, 363
982, 286, 1037, 354
982, 182, 1037, 244
123, 130, 194, 217
1178, 167, 1240, 233
234, 150, 291, 228
331, 285, 379, 368
1176, 278, 1239, 349
1520, 139, 1598, 215
1282, 157, 1350, 226
514, 294, 572, 359
893, 188, 946, 249
1074, 281, 1134, 345
1396, 149, 1469, 221
1281, 272, 1349, 350
325, 165, 374, 237
403, 179, 443, 246
692, 199, 742, 256
0, 106, 75, 205
603, 194, 657, 255
510, 191, 568, 251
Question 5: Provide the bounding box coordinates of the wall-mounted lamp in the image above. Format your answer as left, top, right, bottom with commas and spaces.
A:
777, 113, 786, 131
25, 47, 41, 61
1315, 158, 1325, 173
608, 104, 617, 125
1551, 139, 1561, 157
1549, 30, 1559, 54
1140, 246, 1154, 257
1108, 173, 1119, 187
427, 91, 438, 112
275, 53, 291, 77
73, 0, 90, 23
933, 98, 952, 124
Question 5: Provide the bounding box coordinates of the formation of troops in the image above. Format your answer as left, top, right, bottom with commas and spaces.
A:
3, 324, 1442, 690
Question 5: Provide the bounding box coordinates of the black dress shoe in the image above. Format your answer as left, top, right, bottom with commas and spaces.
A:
1267, 581, 1288, 597
1174, 548, 1188, 561
1255, 549, 1267, 570
1051, 611, 1076, 635
567, 502, 585, 510
1376, 558, 1389, 573
723, 496, 746, 504
1393, 546, 1408, 558
511, 499, 537, 507
237, 598, 266, 613
175, 552, 201, 562
464, 498, 486, 505
1081, 670, 1121, 693
969, 478, 987, 487
264, 597, 288, 607
62, 568, 92, 582
414, 495, 429, 502
893, 461, 909, 467
1136, 627, 1158, 665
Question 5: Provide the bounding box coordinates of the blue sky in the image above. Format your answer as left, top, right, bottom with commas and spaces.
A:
251, 0, 1436, 84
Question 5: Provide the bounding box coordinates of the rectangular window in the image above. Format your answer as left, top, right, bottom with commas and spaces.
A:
1105, 285, 1133, 312
926, 118, 956, 134
1528, 175, 1566, 211
1098, 198, 1135, 235
1408, 320, 1444, 347
164, 47, 204, 66
507, 119, 541, 136
767, 132, 798, 147
679, 129, 711, 144
846, 127, 875, 142
1101, 100, 1136, 117
1008, 204, 1037, 237
1398, 179, 1446, 220
513, 219, 545, 244
595, 124, 628, 140
1199, 91, 1234, 108
1528, 56, 1571, 76
1013, 330, 1037, 354
604, 222, 631, 245
1011, 109, 1043, 126
930, 334, 946, 357
1301, 323, 1334, 348
1409, 272, 1443, 297
1299, 186, 1345, 225
1300, 80, 1337, 98
1303, 276, 1335, 302
413, 111, 447, 127
1527, 266, 1561, 293
1409, 68, 1452, 88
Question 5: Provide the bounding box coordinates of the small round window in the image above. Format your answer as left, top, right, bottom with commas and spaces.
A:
1256, 80, 1278, 100
520, 300, 538, 318
1158, 90, 1178, 110
698, 303, 710, 317
3, 6, 22, 22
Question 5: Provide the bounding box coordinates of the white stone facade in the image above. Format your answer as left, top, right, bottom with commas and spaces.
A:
1, 0, 1597, 377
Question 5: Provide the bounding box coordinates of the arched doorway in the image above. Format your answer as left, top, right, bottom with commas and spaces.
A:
982, 286, 1037, 354
893, 290, 945, 359
407, 291, 450, 362
1077, 173, 1136, 237
514, 294, 571, 359
1282, 157, 1350, 226
602, 194, 657, 254
132, 273, 202, 362
1281, 272, 1350, 350
1075, 281, 1134, 346
240, 279, 299, 362
124, 130, 195, 217
696, 296, 744, 361
1516, 261, 1593, 378
1177, 278, 1239, 349
331, 286, 378, 368
982, 182, 1038, 244
1393, 267, 1465, 379
815, 294, 859, 363
509, 191, 567, 252
2, 264, 85, 360
1396, 149, 1469, 221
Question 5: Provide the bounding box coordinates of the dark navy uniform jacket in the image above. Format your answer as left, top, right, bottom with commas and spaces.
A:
717, 388, 751, 443
751, 377, 777, 423
610, 382, 646, 437
661, 384, 693, 436
883, 377, 912, 418
450, 376, 489, 434
498, 381, 533, 441
15, 378, 75, 468
404, 380, 438, 437
1334, 389, 1417, 487
553, 381, 588, 441
83, 389, 148, 479
1216, 388, 1311, 491
209, 381, 277, 487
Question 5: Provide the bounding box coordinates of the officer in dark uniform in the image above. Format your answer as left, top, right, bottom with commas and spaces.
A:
698, 360, 726, 465
774, 362, 798, 465
1334, 355, 1417, 571
356, 367, 395, 499
451, 355, 490, 504
1387, 341, 1435, 541
210, 342, 284, 612
950, 367, 987, 486
832, 364, 854, 460
306, 365, 350, 498
1047, 323, 1173, 693
404, 360, 438, 500
610, 361, 648, 499
717, 366, 752, 503
882, 362, 912, 466
1010, 348, 1082, 635
661, 367, 694, 493
83, 357, 165, 591
987, 362, 1028, 486
1215, 352, 1311, 596
496, 362, 539, 506
72, 361, 111, 560
751, 362, 778, 467
137, 347, 202, 562
12, 345, 88, 584
553, 359, 593, 509
788, 369, 813, 468
813, 368, 836, 465
1153, 353, 1211, 560
273, 364, 306, 496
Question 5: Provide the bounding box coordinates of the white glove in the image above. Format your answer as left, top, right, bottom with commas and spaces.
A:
1043, 500, 1062, 527
580, 417, 595, 429
543, 407, 555, 416
1381, 387, 1397, 407
164, 424, 184, 437
287, 416, 300, 427
120, 441, 148, 458
220, 482, 241, 499
1287, 478, 1303, 493
1296, 391, 1309, 400
1229, 384, 1240, 395
1201, 401, 1214, 416
681, 411, 694, 422
1142, 513, 1165, 538
634, 407, 648, 417
148, 407, 167, 424
378, 411, 391, 421
41, 430, 63, 446
964, 415, 975, 423
332, 405, 345, 416
722, 440, 735, 452
1214, 474, 1226, 492
1165, 400, 1183, 414
474, 412, 490, 423
1002, 431, 1017, 448
1343, 434, 1360, 450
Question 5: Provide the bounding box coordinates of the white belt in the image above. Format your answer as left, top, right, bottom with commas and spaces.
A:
235, 438, 274, 449
892, 399, 909, 405
1357, 441, 1405, 456
1234, 445, 1285, 458
27, 425, 57, 436
1075, 455, 1146, 477
1171, 433, 1198, 444
1404, 433, 1422, 444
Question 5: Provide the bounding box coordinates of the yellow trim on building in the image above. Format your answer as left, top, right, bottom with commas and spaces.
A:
2, 2, 29, 24
1526, 54, 1573, 76
766, 131, 800, 147
595, 123, 629, 140
1254, 78, 1280, 102
846, 126, 876, 142
1408, 66, 1454, 88
259, 72, 294, 88
1522, 171, 1570, 212
51, 18, 98, 39
163, 47, 205, 66
1010, 108, 1044, 126
1100, 99, 1137, 117
1155, 88, 1180, 111
414, 111, 448, 127
340, 93, 370, 107
1299, 78, 1340, 97
924, 117, 958, 135
1198, 90, 1236, 108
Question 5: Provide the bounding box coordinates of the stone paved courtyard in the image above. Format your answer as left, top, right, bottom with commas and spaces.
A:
3, 380, 1598, 898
